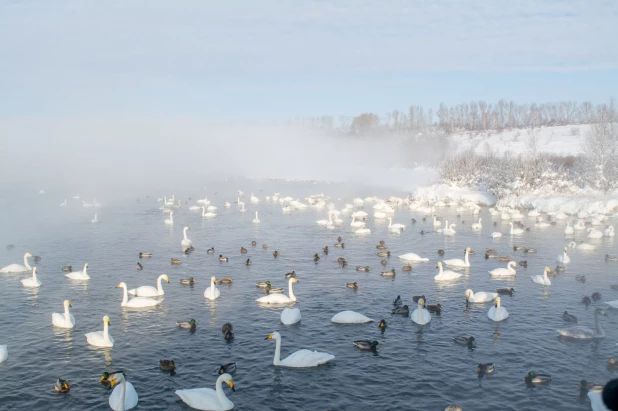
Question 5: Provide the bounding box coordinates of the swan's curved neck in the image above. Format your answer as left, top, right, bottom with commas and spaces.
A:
201, 207, 205, 216
120, 285, 128, 306
509, 262, 516, 272
32, 269, 38, 281
24, 254, 32, 270
103, 320, 110, 342
464, 250, 469, 265
438, 264, 444, 275
328, 213, 333, 223
273, 335, 282, 365
183, 228, 188, 240
118, 379, 126, 411
288, 279, 296, 301
255, 211, 258, 219
170, 213, 173, 222
83, 265, 88, 275
157, 275, 165, 292
64, 304, 71, 320
444, 220, 448, 229
388, 217, 392, 227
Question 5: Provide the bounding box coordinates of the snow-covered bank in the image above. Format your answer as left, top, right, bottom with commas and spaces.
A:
414, 184, 496, 206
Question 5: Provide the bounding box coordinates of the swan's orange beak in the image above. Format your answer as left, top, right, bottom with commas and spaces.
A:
265, 334, 273, 340
229, 380, 235, 391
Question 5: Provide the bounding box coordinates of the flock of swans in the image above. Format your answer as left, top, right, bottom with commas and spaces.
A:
1, 190, 617, 411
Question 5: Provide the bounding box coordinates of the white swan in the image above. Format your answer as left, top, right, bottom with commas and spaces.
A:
201, 206, 216, 218
281, 308, 301, 325
574, 219, 586, 230
181, 226, 193, 249
128, 274, 169, 297
21, 267, 41, 288
487, 297, 509, 321
558, 308, 606, 339
443, 247, 471, 268
251, 193, 260, 204
411, 298, 431, 325
605, 226, 615, 237
257, 278, 298, 304
117, 282, 162, 308
471, 218, 482, 231
528, 210, 540, 217
355, 228, 371, 235
65, 263, 90, 280
443, 223, 457, 236
60, 199, 67, 206
509, 222, 524, 236
164, 211, 174, 225
316, 213, 333, 226
204, 276, 221, 300
491, 232, 503, 238
489, 261, 517, 277
434, 262, 462, 281
398, 253, 429, 262
588, 228, 603, 239
85, 315, 114, 347
465, 289, 498, 303
331, 311, 374, 324
433, 216, 441, 227
531, 267, 552, 286
109, 372, 139, 411
0, 252, 33, 273
266, 331, 334, 367
0, 345, 6, 363
588, 391, 610, 411
350, 216, 365, 228
176, 373, 235, 411
91, 213, 99, 223
252, 211, 261, 224
52, 300, 75, 329
565, 221, 574, 235
568, 241, 596, 251
374, 210, 387, 219
388, 217, 406, 231
557, 247, 571, 264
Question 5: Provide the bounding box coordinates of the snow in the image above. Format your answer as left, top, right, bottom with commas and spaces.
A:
414, 184, 496, 206
499, 188, 618, 215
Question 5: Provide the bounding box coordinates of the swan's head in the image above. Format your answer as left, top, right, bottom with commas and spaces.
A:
265, 331, 281, 340
108, 372, 125, 388
116, 282, 127, 289
211, 276, 216, 282
291, 278, 299, 284
184, 226, 190, 231
466, 247, 472, 253
163, 274, 170, 283
419, 298, 425, 307
84, 263, 89, 269
435, 262, 442, 268
32, 267, 37, 274
544, 267, 551, 273
64, 300, 72, 308
563, 247, 568, 252
103, 315, 111, 325
465, 289, 473, 300
25, 252, 33, 258
219, 373, 235, 391
494, 297, 501, 307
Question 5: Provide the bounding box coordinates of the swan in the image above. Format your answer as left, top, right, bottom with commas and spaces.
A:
85, 315, 114, 347
189, 205, 201, 211
411, 298, 431, 325
331, 311, 374, 324
164, 211, 174, 225
558, 308, 607, 339
388, 217, 406, 231
60, 199, 67, 206
181, 227, 193, 249
252, 211, 261, 224
398, 253, 429, 262
266, 331, 334, 367
443, 223, 457, 236
509, 222, 524, 235
0, 252, 33, 273
91, 213, 99, 223
555, 212, 568, 220
588, 391, 610, 411
0, 345, 6, 363
588, 228, 603, 239
176, 373, 235, 411
317, 214, 333, 226
465, 289, 498, 303
487, 297, 509, 321
491, 232, 503, 238
355, 228, 371, 235
531, 267, 552, 286
204, 276, 221, 300
350, 216, 365, 228
568, 241, 596, 250
201, 206, 216, 218
65, 263, 90, 280
281, 308, 301, 325
109, 372, 139, 411
257, 278, 298, 304
251, 193, 260, 204
574, 219, 586, 230
433, 216, 441, 227
565, 221, 574, 235
489, 261, 517, 277
443, 247, 471, 268
21, 267, 41, 288
606, 226, 615, 237
471, 218, 482, 231
528, 210, 540, 217
52, 300, 75, 329
434, 262, 462, 281
117, 282, 162, 308
128, 274, 169, 297
557, 247, 571, 264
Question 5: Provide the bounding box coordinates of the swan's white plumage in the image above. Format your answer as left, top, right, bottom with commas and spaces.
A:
128, 274, 169, 297
85, 315, 114, 347
489, 261, 517, 277
330, 311, 374, 324
281, 308, 301, 325
204, 276, 221, 300
434, 262, 462, 281
65, 263, 90, 280
531, 267, 552, 286
443, 248, 471, 268
267, 331, 334, 367
109, 374, 139, 411
411, 299, 431, 325
0, 252, 33, 273
117, 282, 162, 308
398, 253, 429, 262
487, 297, 509, 321
175, 373, 235, 411
465, 289, 498, 303
0, 345, 7, 363
52, 300, 75, 329
21, 267, 41, 287
256, 278, 298, 304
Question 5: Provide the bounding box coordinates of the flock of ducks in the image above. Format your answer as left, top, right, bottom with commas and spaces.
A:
1, 191, 617, 411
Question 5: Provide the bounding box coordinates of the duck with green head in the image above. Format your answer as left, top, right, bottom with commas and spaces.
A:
54, 378, 71, 393
356, 266, 370, 272
346, 282, 358, 289
378, 319, 387, 332
179, 277, 195, 285
525, 371, 551, 384
354, 340, 379, 351
177, 319, 197, 329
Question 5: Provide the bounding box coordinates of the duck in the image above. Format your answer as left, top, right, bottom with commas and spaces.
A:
256, 281, 271, 288
136, 262, 143, 271
562, 311, 577, 323
159, 360, 176, 373
393, 295, 402, 306
139, 252, 152, 258
356, 266, 370, 272
582, 296, 592, 306
579, 380, 604, 394
524, 371, 551, 384
411, 298, 431, 325
218, 363, 236, 375
265, 331, 335, 367
217, 276, 233, 284
245, 258, 252, 266
453, 336, 476, 347
496, 288, 515, 296
575, 274, 586, 282
437, 249, 445, 256
179, 277, 195, 285
285, 271, 296, 278
266, 285, 283, 294
313, 253, 320, 262
606, 254, 618, 262
378, 319, 387, 332
207, 247, 215, 254
256, 278, 298, 304
52, 300, 75, 329
558, 307, 607, 339
443, 247, 472, 268
346, 282, 358, 289
219, 255, 229, 262
489, 261, 517, 277
54, 378, 71, 393
171, 258, 181, 265
21, 267, 41, 288
445, 406, 463, 411
85, 315, 114, 347
273, 250, 279, 258
128, 274, 169, 297
496, 256, 511, 262
175, 373, 235, 411
426, 303, 442, 314
353, 340, 379, 351
465, 289, 498, 304
487, 297, 509, 321
224, 330, 234, 340
377, 251, 390, 257
262, 244, 268, 249
117, 282, 163, 308
376, 244, 388, 250
486, 248, 498, 253
184, 246, 195, 255
518, 260, 528, 268
380, 259, 388, 266
381, 268, 396, 276
204, 276, 221, 300
62, 265, 72, 272
412, 295, 426, 303
221, 323, 233, 333
334, 242, 345, 248
531, 267, 552, 286
251, 241, 257, 246
402, 264, 412, 271
608, 358, 618, 368
434, 262, 462, 281
592, 292, 602, 301
477, 363, 495, 374
391, 305, 409, 315
177, 319, 197, 329
240, 247, 247, 254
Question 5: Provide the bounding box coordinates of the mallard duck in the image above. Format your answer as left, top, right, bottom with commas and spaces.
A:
468, 249, 476, 255
346, 282, 358, 289
171, 258, 181, 265
478, 363, 495, 374
340, 259, 348, 267
54, 378, 70, 393
453, 336, 476, 346
262, 244, 268, 249
562, 311, 577, 323
256, 281, 270, 288
381, 268, 395, 276
378, 240, 385, 245
240, 247, 247, 254
592, 292, 602, 301
402, 264, 412, 271
266, 285, 283, 294
523, 248, 537, 253
525, 371, 551, 384
608, 358, 618, 368
136, 262, 143, 270
217, 276, 233, 284
177, 319, 197, 329
575, 274, 586, 282
337, 236, 343, 243
184, 247, 194, 255
376, 245, 388, 250
334, 242, 345, 248
313, 254, 320, 262
251, 241, 257, 246
219, 255, 228, 262
393, 295, 402, 306
582, 296, 592, 306
391, 305, 409, 315
426, 303, 442, 314
496, 256, 511, 262
179, 277, 195, 285
438, 249, 445, 256
221, 323, 233, 333
224, 330, 234, 340
33, 255, 41, 263
273, 250, 279, 258
100, 371, 125, 385
139, 252, 152, 259
518, 260, 527, 268
412, 295, 426, 303
606, 254, 618, 262
353, 340, 379, 351
323, 246, 329, 254
337, 257, 346, 265
245, 258, 252, 266
377, 251, 391, 257
160, 359, 176, 372
579, 380, 605, 393
484, 253, 496, 259
356, 266, 370, 272
380, 259, 388, 266
207, 247, 215, 254
285, 271, 296, 278
496, 288, 514, 296
62, 265, 72, 272
486, 248, 497, 253
378, 319, 387, 331
218, 362, 236, 374
513, 245, 524, 251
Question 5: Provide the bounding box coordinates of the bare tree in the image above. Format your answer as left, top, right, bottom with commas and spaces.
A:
581, 101, 618, 192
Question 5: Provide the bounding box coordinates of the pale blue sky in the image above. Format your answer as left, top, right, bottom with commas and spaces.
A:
1, 0, 617, 121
